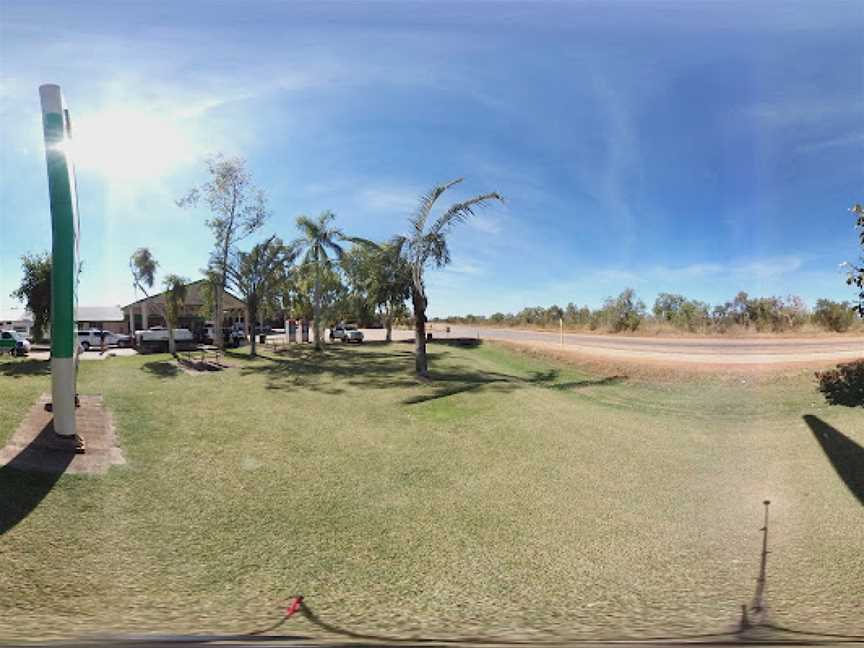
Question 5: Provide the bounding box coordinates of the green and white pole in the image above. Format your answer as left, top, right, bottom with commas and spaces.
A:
39, 84, 79, 438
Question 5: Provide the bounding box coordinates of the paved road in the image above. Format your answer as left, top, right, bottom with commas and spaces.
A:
424, 324, 864, 366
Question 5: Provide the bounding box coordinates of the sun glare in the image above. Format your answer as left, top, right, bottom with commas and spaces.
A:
66, 107, 197, 182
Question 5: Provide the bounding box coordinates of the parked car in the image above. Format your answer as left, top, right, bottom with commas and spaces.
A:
0, 330, 31, 356
330, 324, 364, 343
76, 329, 131, 350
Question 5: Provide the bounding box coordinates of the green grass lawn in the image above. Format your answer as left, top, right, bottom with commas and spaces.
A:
1, 342, 862, 641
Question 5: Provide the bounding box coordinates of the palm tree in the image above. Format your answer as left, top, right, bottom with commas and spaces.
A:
394, 178, 503, 377
226, 235, 295, 357
292, 211, 369, 351
129, 248, 159, 332
162, 274, 188, 355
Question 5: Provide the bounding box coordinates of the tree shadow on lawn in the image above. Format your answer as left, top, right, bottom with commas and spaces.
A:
527, 368, 628, 390
402, 370, 516, 404
237, 345, 424, 394
141, 361, 180, 379
403, 368, 629, 405
0, 359, 50, 378
804, 415, 864, 507
0, 422, 74, 535
234, 345, 628, 403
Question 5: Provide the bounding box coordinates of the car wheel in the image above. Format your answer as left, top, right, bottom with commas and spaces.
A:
81, 341, 90, 351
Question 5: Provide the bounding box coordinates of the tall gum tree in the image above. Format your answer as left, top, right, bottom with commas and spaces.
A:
178, 155, 269, 350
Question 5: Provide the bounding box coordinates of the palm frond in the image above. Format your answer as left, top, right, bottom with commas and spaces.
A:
324, 239, 345, 259
430, 191, 503, 239
343, 235, 379, 251
295, 214, 319, 238
423, 232, 451, 268
410, 178, 464, 238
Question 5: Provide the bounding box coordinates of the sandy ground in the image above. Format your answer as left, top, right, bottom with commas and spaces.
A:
265, 326, 864, 370
26, 347, 138, 361
25, 326, 861, 371
418, 324, 864, 371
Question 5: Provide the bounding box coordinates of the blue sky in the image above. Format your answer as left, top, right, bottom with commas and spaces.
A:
1, 0, 862, 317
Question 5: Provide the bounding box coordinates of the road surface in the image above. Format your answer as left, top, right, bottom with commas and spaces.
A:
418, 324, 864, 367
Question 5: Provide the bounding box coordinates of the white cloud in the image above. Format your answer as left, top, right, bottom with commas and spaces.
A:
748, 101, 863, 126
797, 132, 864, 153
591, 269, 642, 284
469, 214, 501, 235
548, 255, 804, 298
356, 187, 420, 214
733, 255, 802, 279
649, 256, 802, 282
653, 263, 725, 281
444, 260, 485, 276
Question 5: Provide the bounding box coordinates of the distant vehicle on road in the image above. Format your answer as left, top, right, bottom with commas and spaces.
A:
0, 330, 31, 356
76, 329, 131, 350
135, 327, 195, 353
330, 324, 364, 343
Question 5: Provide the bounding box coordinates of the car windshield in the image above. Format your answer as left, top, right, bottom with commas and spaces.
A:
1, 1, 863, 645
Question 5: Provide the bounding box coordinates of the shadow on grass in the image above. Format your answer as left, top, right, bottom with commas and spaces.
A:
815, 361, 864, 407
235, 344, 628, 403
402, 370, 514, 404
429, 337, 482, 348
403, 368, 627, 405
804, 415, 864, 507
528, 368, 628, 390
238, 345, 431, 394
0, 422, 74, 535
0, 359, 50, 378
141, 361, 180, 379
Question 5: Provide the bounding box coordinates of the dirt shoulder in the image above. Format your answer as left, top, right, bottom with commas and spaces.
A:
439, 321, 864, 340
484, 338, 859, 379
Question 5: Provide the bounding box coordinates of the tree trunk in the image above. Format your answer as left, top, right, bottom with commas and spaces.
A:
168, 324, 176, 356
249, 304, 257, 357
385, 314, 392, 343
214, 286, 224, 350
128, 306, 134, 336
313, 263, 322, 351
412, 290, 428, 377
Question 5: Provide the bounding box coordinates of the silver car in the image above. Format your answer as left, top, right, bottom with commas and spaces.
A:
330, 324, 364, 343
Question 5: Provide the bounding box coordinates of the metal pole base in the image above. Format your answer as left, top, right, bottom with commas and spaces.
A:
52, 431, 86, 454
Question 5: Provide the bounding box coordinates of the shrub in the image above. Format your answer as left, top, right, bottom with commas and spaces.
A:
814, 299, 856, 332
600, 288, 645, 332
816, 361, 864, 407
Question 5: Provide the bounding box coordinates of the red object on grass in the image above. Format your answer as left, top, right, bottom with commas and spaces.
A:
285, 596, 304, 618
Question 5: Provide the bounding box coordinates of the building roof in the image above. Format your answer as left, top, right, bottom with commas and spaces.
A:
77, 305, 125, 322
0, 306, 124, 323
0, 307, 33, 323
121, 279, 245, 311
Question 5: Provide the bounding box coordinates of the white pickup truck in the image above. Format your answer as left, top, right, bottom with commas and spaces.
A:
77, 329, 131, 350
135, 327, 194, 353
